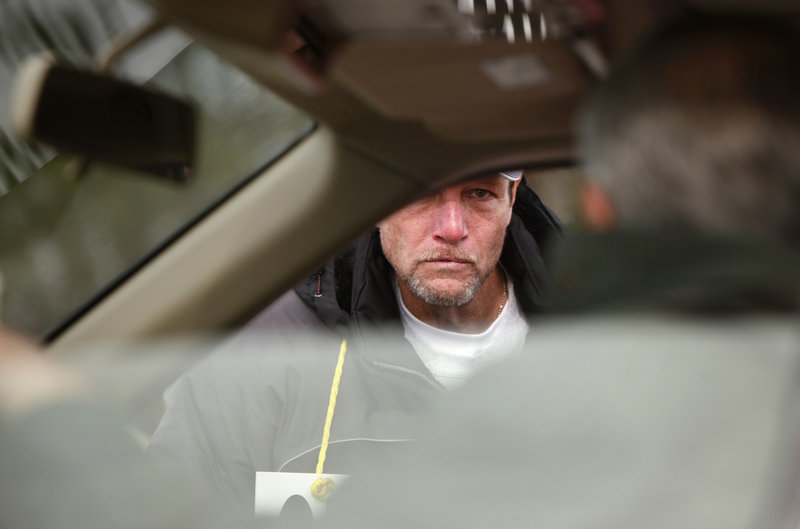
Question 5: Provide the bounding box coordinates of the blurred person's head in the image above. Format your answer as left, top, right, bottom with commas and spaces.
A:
378, 173, 520, 308
578, 15, 800, 243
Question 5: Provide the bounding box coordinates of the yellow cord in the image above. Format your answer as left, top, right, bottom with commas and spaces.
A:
315, 339, 347, 475
311, 339, 347, 501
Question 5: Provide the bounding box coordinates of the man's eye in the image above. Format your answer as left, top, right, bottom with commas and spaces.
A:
471, 189, 493, 199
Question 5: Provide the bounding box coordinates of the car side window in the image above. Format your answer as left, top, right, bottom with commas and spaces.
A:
0, 0, 313, 338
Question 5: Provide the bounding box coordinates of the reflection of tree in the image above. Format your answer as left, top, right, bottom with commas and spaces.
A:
0, 124, 51, 196
0, 0, 134, 195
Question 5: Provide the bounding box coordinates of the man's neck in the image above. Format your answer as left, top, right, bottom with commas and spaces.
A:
398, 267, 507, 334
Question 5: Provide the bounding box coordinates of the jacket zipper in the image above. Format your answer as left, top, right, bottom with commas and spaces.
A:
313, 270, 324, 298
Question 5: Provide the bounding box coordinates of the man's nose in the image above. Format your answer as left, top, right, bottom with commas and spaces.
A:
432, 199, 468, 244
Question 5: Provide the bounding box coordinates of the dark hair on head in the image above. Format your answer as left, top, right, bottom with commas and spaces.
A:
578, 13, 800, 243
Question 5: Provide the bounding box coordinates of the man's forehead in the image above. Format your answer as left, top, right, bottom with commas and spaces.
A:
453, 173, 508, 189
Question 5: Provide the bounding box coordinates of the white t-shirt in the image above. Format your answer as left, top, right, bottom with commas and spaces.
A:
396, 274, 529, 389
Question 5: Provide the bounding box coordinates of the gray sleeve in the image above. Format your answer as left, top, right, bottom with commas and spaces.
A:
147, 333, 283, 514
147, 290, 327, 513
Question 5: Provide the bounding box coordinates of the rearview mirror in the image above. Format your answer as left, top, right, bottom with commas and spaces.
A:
12, 55, 195, 181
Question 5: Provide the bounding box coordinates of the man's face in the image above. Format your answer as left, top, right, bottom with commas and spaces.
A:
378, 175, 519, 307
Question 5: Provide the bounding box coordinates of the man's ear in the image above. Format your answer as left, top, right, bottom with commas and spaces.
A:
504, 179, 522, 226
509, 179, 521, 207
580, 181, 617, 231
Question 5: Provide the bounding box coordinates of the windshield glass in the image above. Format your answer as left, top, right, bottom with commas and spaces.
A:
0, 0, 313, 338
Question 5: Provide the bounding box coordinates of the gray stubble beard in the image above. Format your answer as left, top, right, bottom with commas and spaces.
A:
402, 267, 486, 307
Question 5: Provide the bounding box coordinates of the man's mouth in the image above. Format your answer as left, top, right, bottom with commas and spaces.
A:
418, 251, 476, 265
428, 256, 470, 263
